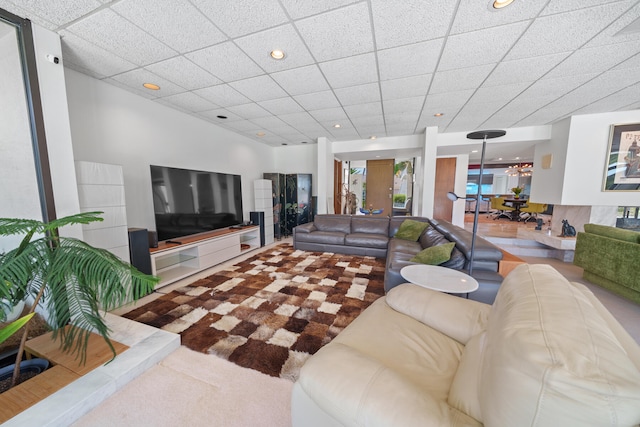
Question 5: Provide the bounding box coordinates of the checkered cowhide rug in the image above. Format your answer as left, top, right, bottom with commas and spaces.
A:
123, 243, 386, 381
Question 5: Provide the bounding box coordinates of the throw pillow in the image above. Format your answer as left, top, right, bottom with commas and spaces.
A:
410, 242, 455, 265
395, 219, 429, 241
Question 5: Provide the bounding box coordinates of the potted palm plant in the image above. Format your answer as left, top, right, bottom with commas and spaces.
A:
0, 212, 158, 390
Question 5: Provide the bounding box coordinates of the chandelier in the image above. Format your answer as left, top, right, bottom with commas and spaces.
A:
506, 163, 532, 177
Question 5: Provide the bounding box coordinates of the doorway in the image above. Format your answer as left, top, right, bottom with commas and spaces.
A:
363, 159, 394, 216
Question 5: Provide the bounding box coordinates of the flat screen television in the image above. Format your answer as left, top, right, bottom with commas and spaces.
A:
150, 165, 243, 241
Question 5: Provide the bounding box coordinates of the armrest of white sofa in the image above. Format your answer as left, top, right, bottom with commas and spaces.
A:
386, 284, 490, 345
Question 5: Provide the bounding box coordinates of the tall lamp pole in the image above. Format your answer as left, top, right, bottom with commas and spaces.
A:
448, 130, 506, 276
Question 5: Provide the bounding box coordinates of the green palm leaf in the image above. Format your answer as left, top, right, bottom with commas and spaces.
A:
0, 212, 159, 385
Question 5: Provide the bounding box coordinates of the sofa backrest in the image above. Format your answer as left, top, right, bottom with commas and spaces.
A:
584, 223, 640, 243
351, 216, 389, 235
470, 264, 640, 426
313, 214, 352, 233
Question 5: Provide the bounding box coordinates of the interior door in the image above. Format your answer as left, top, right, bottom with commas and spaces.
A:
433, 157, 457, 221
333, 159, 342, 215
365, 159, 394, 216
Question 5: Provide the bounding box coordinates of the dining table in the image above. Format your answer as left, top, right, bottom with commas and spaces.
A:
503, 198, 528, 221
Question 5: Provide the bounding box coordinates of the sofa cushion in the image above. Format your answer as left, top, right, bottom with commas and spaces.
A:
298, 297, 476, 426
344, 233, 388, 249
294, 230, 345, 245
395, 219, 429, 241
351, 216, 389, 235
419, 225, 448, 248
410, 242, 455, 265
313, 215, 351, 233
584, 223, 640, 243
479, 264, 640, 427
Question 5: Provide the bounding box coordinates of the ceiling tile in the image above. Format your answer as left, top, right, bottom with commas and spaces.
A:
468, 81, 530, 105
615, 51, 640, 70
157, 92, 219, 112
371, 0, 457, 49
280, 0, 359, 19
381, 75, 431, 101
271, 65, 330, 96
186, 42, 264, 82
309, 107, 349, 122
335, 83, 381, 106
450, 0, 546, 34
438, 21, 530, 71
235, 25, 315, 72
573, 81, 640, 114
9, 0, 101, 26
229, 75, 288, 102
482, 52, 570, 87
584, 1, 640, 47
425, 89, 475, 110
417, 108, 455, 129
429, 64, 495, 94
545, 39, 640, 79
506, 3, 633, 61
250, 115, 288, 129
295, 2, 374, 62
110, 68, 185, 97
66, 9, 176, 66
190, 0, 288, 38
0, 1, 56, 29
112, 0, 227, 53
145, 56, 221, 90
194, 84, 251, 108
344, 102, 384, 119
377, 38, 444, 80
277, 111, 317, 124
60, 30, 137, 78
541, 0, 627, 16
220, 119, 263, 132
258, 97, 305, 115
524, 73, 600, 100
227, 103, 272, 119
383, 96, 424, 116
319, 53, 378, 89
387, 122, 416, 135
198, 109, 244, 122
294, 90, 341, 110
350, 115, 385, 127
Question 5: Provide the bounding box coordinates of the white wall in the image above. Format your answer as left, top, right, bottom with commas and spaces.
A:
64, 69, 276, 231
532, 111, 640, 206
32, 25, 82, 238
273, 144, 318, 195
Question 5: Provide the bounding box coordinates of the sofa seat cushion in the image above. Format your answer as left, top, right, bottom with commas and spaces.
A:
344, 232, 388, 249
298, 298, 480, 426
294, 230, 345, 245
479, 264, 640, 426
388, 237, 422, 255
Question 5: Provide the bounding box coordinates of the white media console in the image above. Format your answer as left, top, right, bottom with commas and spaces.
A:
149, 226, 260, 289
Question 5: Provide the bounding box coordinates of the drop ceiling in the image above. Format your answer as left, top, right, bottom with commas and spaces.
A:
1, 0, 640, 158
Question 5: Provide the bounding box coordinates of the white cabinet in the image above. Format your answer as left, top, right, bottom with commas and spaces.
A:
150, 227, 260, 289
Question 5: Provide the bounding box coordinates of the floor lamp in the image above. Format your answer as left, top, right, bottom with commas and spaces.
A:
447, 129, 506, 276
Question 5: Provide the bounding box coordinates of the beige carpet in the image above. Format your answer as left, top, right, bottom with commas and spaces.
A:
72, 346, 293, 427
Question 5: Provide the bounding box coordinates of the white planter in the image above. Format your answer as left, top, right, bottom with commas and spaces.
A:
2, 300, 25, 322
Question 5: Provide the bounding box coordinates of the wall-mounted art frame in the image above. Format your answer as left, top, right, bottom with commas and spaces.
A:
603, 122, 640, 191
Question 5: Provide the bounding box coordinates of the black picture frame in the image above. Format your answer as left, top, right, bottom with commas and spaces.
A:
603, 122, 640, 192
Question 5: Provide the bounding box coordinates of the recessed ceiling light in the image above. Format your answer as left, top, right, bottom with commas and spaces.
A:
270, 50, 285, 60
515, 156, 520, 160
375, 155, 381, 158
472, 150, 479, 153
281, 143, 288, 146
434, 112, 444, 117
256, 132, 265, 137
492, 0, 514, 9
497, 157, 503, 160
301, 141, 308, 144
216, 115, 227, 119
143, 83, 160, 90
333, 124, 341, 128
370, 136, 377, 140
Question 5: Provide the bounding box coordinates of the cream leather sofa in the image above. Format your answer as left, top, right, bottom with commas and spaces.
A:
291, 264, 640, 426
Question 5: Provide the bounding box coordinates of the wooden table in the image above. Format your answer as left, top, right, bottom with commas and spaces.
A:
503, 198, 527, 221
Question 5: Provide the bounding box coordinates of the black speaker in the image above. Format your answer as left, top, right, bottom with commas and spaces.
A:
148, 230, 158, 248
250, 211, 265, 247
128, 228, 152, 275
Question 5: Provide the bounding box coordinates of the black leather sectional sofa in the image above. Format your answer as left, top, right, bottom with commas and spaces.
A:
293, 214, 504, 304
